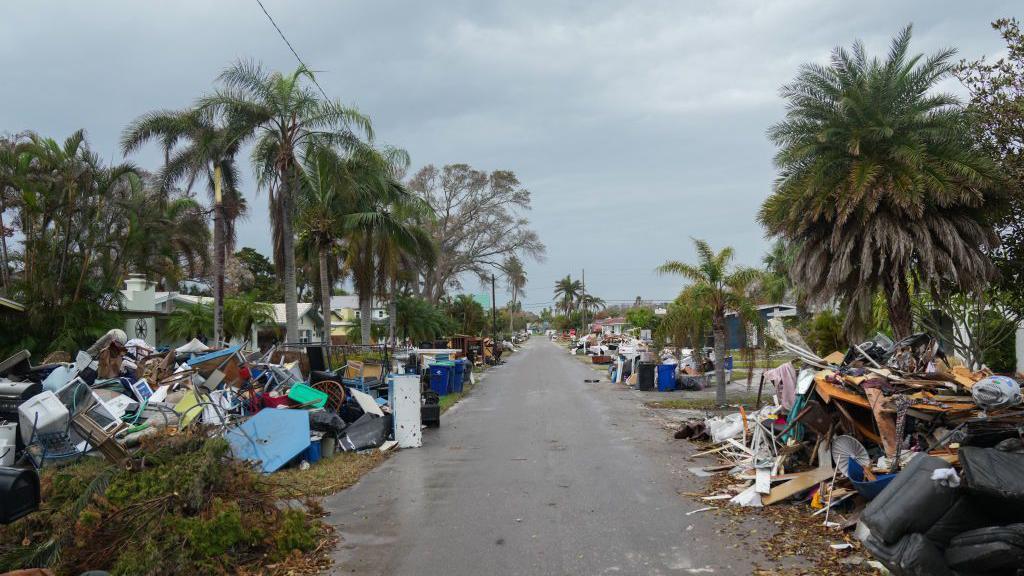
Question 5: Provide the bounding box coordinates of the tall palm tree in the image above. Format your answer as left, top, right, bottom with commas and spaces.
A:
344, 146, 434, 345
553, 275, 582, 316
658, 238, 760, 405
200, 60, 372, 343
295, 145, 351, 344
578, 293, 606, 316
122, 107, 247, 345
759, 26, 999, 339
503, 255, 527, 333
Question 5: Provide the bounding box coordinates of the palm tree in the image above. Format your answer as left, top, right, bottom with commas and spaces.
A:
200, 60, 372, 343
122, 107, 247, 345
295, 145, 351, 344
658, 238, 760, 405
553, 275, 582, 316
223, 293, 276, 343
759, 26, 999, 339
503, 255, 527, 333
343, 146, 434, 345
166, 302, 213, 341
578, 293, 606, 316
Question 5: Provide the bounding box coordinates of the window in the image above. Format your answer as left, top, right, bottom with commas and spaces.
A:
377, 310, 385, 319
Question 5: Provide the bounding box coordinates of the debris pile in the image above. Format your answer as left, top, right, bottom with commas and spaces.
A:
678, 319, 1024, 574
0, 330, 466, 573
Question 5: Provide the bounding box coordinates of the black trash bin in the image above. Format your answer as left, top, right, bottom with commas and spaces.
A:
638, 362, 656, 391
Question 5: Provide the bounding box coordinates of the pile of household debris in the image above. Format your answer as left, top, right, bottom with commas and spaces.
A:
1, 330, 451, 526
677, 319, 1024, 575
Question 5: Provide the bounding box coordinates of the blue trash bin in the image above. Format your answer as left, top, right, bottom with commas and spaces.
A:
452, 360, 466, 393
429, 363, 452, 396
657, 364, 676, 392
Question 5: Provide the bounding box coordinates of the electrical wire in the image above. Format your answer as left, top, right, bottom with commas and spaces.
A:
254, 0, 331, 100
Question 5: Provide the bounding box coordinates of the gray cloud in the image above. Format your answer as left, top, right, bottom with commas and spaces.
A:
2, 1, 1017, 309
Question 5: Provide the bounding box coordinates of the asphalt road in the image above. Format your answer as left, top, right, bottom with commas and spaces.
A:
324, 341, 768, 575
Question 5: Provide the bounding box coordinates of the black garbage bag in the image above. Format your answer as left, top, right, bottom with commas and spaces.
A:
863, 533, 954, 576
338, 414, 392, 452
862, 455, 960, 544
945, 524, 1024, 575
337, 403, 365, 424
961, 447, 1024, 503
309, 410, 348, 435
925, 495, 997, 548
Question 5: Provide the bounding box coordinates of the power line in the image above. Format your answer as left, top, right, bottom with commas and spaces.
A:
254, 0, 331, 100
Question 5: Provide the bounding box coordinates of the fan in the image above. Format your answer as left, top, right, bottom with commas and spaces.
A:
831, 435, 870, 477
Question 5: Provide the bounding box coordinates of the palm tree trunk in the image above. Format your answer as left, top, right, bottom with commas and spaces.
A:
360, 293, 372, 345
388, 276, 397, 346
281, 176, 299, 343
0, 195, 9, 295
319, 246, 331, 344
713, 312, 727, 405
885, 275, 913, 339
509, 284, 516, 333
213, 204, 225, 345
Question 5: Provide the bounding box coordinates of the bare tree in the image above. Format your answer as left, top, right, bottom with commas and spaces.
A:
406, 164, 545, 302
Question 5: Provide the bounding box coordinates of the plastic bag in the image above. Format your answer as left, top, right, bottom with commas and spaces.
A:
705, 413, 744, 443
861, 455, 959, 544
960, 446, 1024, 503
972, 375, 1022, 411
862, 533, 954, 576
945, 524, 1024, 574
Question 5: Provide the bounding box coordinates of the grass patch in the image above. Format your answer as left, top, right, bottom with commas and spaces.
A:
439, 392, 464, 412
273, 451, 389, 497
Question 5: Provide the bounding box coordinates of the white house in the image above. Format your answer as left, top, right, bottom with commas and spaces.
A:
592, 316, 628, 336
120, 274, 322, 349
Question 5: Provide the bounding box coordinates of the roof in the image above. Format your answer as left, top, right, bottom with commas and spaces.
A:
153, 292, 213, 306
272, 303, 315, 324
330, 294, 385, 311
595, 316, 627, 326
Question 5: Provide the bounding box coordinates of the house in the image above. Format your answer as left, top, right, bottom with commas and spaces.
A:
120, 274, 322, 349
592, 316, 628, 336
724, 304, 797, 349
329, 295, 389, 344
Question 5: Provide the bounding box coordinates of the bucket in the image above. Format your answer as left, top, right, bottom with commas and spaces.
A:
0, 441, 12, 466
0, 422, 15, 448
321, 436, 336, 459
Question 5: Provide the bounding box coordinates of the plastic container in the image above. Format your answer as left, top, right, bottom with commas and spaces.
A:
287, 383, 329, 409
0, 422, 16, 449
452, 360, 466, 393
17, 391, 69, 443
303, 440, 322, 465
638, 362, 656, 391
0, 440, 13, 466
429, 364, 452, 396
657, 364, 676, 392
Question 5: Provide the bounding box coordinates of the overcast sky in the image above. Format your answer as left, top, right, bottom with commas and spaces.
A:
2, 1, 1017, 309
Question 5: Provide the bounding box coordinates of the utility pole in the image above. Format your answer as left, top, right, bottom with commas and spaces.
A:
581, 268, 586, 335
581, 266, 589, 352
491, 273, 497, 348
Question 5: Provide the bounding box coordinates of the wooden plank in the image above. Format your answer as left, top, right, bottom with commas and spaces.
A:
814, 376, 872, 409
762, 467, 835, 505
865, 387, 898, 458
823, 351, 845, 365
